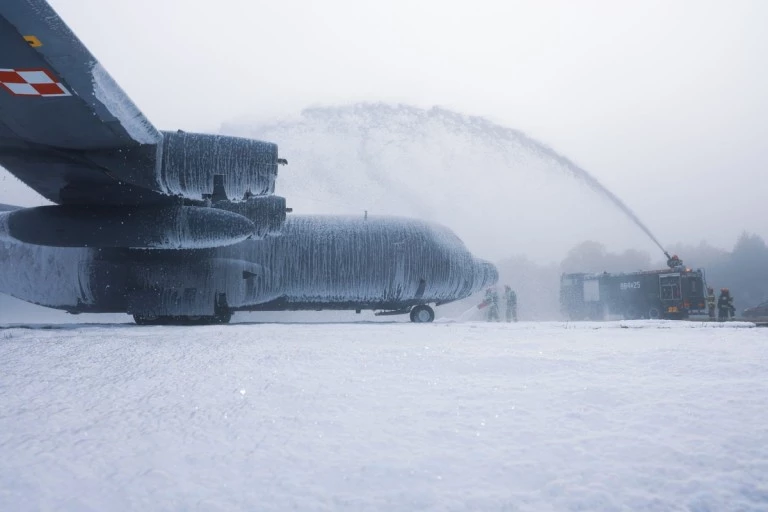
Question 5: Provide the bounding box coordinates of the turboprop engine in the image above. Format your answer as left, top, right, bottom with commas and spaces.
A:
86, 131, 282, 203
158, 131, 279, 199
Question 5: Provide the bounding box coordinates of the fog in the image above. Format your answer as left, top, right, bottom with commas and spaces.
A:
3, 0, 767, 257
1, 0, 767, 320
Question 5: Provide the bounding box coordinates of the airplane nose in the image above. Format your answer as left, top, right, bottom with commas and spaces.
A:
473, 258, 499, 292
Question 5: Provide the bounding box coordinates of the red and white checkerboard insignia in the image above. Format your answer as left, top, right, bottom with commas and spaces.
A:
0, 68, 71, 97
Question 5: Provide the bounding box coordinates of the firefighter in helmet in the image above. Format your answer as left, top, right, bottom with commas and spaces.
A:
717, 288, 735, 321
706, 287, 716, 320
485, 286, 500, 322
504, 285, 517, 323
666, 254, 683, 269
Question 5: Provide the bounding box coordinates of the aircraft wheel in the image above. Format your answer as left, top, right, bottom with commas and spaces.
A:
410, 305, 435, 323
214, 293, 231, 324
133, 314, 165, 325
133, 314, 231, 326
214, 310, 232, 324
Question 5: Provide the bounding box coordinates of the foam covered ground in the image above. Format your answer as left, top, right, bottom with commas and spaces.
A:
1, 321, 766, 511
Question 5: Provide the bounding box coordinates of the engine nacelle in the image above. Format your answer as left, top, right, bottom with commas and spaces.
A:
84, 131, 281, 204
159, 131, 278, 200
212, 195, 287, 239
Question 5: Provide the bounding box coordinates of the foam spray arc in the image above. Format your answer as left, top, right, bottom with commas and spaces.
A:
513, 133, 670, 258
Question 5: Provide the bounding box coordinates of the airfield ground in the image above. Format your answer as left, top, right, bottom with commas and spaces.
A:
1, 321, 766, 511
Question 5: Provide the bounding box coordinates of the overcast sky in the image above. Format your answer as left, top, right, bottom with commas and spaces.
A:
8, 0, 768, 256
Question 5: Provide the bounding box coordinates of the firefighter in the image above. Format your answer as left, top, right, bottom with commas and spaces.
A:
666, 254, 683, 269
484, 287, 500, 322
706, 287, 716, 320
717, 288, 735, 321
504, 285, 517, 322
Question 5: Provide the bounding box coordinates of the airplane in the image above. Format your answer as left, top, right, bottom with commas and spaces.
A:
0, 0, 498, 325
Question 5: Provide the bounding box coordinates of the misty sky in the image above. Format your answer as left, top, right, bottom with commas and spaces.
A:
3, 0, 767, 259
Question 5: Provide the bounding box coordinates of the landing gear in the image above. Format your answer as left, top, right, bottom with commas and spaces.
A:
133, 314, 160, 326
409, 304, 435, 323
133, 311, 232, 326
134, 293, 232, 325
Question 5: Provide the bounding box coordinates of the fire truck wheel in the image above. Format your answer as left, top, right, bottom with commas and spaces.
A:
648, 308, 660, 319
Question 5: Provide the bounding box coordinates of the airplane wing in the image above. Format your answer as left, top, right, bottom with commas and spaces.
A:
0, 0, 281, 210
0, 1, 160, 149
0, 0, 164, 204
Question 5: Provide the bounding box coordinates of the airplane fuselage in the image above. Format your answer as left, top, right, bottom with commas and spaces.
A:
0, 213, 497, 322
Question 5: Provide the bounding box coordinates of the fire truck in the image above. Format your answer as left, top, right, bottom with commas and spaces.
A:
560, 267, 708, 320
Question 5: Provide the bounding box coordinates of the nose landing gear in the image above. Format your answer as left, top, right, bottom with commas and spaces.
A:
409, 304, 435, 323
374, 304, 436, 323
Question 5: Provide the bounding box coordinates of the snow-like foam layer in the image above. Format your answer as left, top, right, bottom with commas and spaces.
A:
91, 63, 160, 145
1, 323, 765, 510
0, 212, 11, 242
435, 319, 758, 329
0, 240, 93, 309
